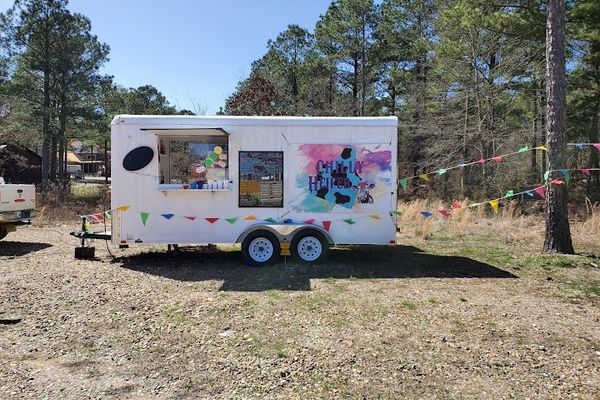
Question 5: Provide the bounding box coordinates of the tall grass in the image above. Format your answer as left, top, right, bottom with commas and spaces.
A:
397, 199, 599, 252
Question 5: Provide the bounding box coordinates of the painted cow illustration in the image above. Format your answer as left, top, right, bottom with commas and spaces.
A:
355, 181, 375, 204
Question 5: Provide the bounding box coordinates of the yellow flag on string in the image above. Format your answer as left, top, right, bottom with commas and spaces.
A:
369, 214, 381, 220
534, 146, 548, 152
117, 205, 130, 212
488, 199, 499, 213
419, 174, 430, 182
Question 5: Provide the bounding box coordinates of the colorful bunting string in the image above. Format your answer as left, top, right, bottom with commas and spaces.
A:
398, 144, 552, 191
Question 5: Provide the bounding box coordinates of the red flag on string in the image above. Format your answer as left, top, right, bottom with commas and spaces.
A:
205, 217, 219, 224
451, 201, 462, 210
477, 157, 486, 165
550, 179, 564, 185
322, 220, 331, 231
534, 187, 545, 198
492, 156, 503, 163
439, 209, 451, 217
581, 168, 590, 176
593, 143, 600, 151
184, 216, 196, 221
304, 219, 315, 224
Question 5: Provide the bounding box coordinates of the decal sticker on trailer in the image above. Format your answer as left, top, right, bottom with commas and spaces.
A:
290, 144, 392, 212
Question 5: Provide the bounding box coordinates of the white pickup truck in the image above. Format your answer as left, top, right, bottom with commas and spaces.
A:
0, 181, 36, 240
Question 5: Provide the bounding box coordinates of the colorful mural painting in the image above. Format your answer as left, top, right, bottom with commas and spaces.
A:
290, 144, 393, 212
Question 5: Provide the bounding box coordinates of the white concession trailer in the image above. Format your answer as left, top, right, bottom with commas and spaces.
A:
111, 115, 398, 265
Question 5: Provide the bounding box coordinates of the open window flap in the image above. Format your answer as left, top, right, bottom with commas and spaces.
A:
141, 127, 230, 135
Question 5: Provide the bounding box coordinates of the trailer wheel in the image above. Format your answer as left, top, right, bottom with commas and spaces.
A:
242, 230, 280, 267
291, 229, 329, 264
0, 227, 8, 241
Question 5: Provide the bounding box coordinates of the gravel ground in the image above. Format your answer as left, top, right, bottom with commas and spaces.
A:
1, 225, 599, 399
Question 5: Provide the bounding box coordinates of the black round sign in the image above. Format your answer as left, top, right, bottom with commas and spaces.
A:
123, 146, 154, 171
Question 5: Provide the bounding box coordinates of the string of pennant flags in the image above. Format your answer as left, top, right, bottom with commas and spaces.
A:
81, 205, 395, 233
79, 143, 599, 232
398, 142, 600, 190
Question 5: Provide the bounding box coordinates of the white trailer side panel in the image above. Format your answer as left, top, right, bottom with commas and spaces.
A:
111, 116, 397, 246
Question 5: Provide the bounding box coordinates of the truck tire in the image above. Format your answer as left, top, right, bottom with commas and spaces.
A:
241, 230, 280, 267
291, 229, 329, 264
0, 227, 8, 241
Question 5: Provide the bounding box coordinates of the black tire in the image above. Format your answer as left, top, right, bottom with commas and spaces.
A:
241, 230, 281, 267
290, 229, 329, 264
0, 227, 8, 241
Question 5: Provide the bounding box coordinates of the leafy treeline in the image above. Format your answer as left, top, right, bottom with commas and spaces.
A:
0, 0, 190, 187
225, 0, 600, 200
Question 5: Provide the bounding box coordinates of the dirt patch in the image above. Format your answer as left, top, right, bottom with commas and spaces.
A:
1, 225, 599, 399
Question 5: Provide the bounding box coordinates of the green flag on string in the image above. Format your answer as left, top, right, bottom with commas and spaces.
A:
140, 212, 149, 226
437, 168, 447, 175
390, 210, 402, 216
561, 169, 570, 183
399, 178, 408, 190
343, 218, 356, 225
225, 217, 238, 224
264, 217, 277, 224
517, 146, 529, 153
543, 170, 550, 182
505, 190, 514, 198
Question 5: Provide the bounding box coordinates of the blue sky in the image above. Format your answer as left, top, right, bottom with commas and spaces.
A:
0, 0, 333, 114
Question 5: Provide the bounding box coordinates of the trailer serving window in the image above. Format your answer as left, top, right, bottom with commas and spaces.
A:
157, 133, 229, 190
239, 151, 283, 207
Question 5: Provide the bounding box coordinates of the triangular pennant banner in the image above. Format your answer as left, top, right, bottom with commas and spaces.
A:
420, 211, 432, 218
525, 190, 534, 197
245, 214, 257, 220
594, 144, 600, 151
225, 217, 238, 224
550, 179, 564, 185
561, 169, 570, 183
419, 174, 430, 182
399, 178, 409, 190
504, 190, 514, 198
517, 146, 529, 153
534, 187, 545, 198
205, 217, 219, 224
264, 217, 277, 224
544, 170, 550, 182
322, 220, 331, 231
451, 201, 462, 210
161, 213, 175, 220
369, 214, 381, 220
343, 218, 356, 225
535, 146, 548, 152
117, 205, 130, 212
390, 210, 402, 216
83, 219, 92, 233
184, 216, 196, 221
104, 211, 112, 219
575, 144, 584, 150
303, 219, 315, 224
581, 168, 590, 176
437, 168, 447, 175
140, 212, 149, 226
477, 157, 486, 165
457, 163, 467, 168
488, 199, 499, 213
439, 209, 451, 217
492, 156, 503, 163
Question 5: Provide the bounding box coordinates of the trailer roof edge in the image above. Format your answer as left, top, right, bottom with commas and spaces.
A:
110, 115, 398, 127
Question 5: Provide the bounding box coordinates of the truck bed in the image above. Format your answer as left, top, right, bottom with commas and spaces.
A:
0, 184, 36, 213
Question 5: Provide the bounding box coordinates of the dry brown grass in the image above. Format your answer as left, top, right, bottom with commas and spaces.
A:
397, 199, 599, 253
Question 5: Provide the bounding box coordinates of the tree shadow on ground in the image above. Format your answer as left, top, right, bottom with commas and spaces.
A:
0, 241, 53, 257
117, 245, 516, 292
